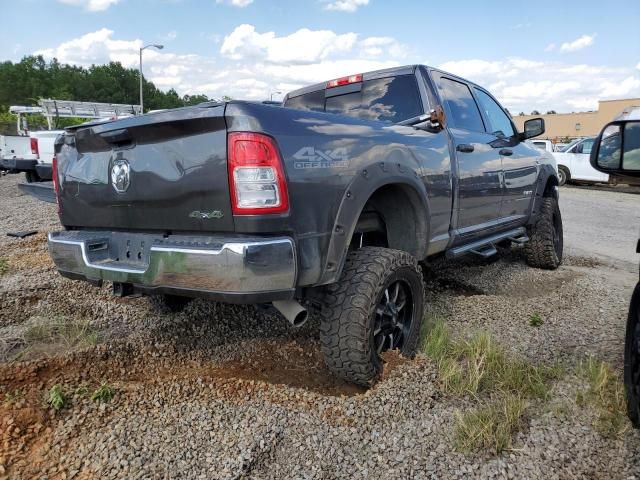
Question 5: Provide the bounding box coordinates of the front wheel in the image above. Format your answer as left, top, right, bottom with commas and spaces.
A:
557, 166, 570, 186
624, 284, 640, 428
525, 196, 563, 270
318, 247, 425, 386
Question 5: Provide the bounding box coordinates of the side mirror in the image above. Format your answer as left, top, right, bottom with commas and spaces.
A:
590, 120, 640, 177
522, 118, 545, 140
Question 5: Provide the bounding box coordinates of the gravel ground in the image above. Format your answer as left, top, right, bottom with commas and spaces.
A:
1, 173, 639, 479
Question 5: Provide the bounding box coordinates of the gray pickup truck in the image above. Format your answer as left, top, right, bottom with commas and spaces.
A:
48, 65, 562, 385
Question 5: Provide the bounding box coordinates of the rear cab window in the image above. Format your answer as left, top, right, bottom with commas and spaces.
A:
434, 76, 485, 132
284, 74, 423, 124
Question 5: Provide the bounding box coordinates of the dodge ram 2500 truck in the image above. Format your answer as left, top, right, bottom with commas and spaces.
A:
47, 65, 562, 385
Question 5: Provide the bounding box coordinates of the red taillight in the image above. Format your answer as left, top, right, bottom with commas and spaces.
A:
30, 137, 39, 156
227, 132, 289, 215
326, 73, 362, 89
52, 155, 60, 212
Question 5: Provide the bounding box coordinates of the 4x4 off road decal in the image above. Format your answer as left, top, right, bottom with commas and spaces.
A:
293, 146, 349, 169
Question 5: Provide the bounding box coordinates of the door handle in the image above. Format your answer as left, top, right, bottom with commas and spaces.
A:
499, 148, 513, 156
456, 144, 474, 153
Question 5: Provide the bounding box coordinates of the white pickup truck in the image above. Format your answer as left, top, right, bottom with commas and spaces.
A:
553, 136, 609, 186
0, 130, 63, 182
0, 134, 39, 179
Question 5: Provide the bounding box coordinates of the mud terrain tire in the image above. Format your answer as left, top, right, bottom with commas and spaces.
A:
318, 247, 425, 386
525, 196, 563, 269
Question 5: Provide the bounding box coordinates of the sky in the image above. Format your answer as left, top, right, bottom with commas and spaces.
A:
1, 0, 639, 113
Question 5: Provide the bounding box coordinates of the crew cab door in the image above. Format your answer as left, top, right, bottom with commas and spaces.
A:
432, 74, 503, 237
472, 87, 538, 222
567, 138, 609, 182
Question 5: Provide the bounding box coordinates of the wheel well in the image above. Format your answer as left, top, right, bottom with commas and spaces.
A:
351, 184, 428, 259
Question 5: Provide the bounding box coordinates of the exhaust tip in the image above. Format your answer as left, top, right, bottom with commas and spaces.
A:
291, 309, 308, 328
272, 300, 308, 328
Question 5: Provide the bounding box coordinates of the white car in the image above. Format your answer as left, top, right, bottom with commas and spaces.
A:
531, 139, 554, 153
553, 136, 609, 186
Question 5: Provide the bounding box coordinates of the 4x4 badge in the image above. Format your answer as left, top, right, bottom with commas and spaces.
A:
189, 210, 224, 219
111, 158, 130, 193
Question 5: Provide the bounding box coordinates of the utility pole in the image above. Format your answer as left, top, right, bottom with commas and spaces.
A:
139, 44, 164, 113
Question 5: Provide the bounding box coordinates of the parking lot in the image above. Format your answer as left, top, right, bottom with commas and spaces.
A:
1, 173, 639, 479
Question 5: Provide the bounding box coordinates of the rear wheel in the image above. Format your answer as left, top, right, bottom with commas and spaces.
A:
625, 284, 640, 428
318, 247, 425, 386
525, 196, 563, 269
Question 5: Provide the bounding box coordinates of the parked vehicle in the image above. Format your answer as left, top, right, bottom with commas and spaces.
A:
0, 134, 38, 176
29, 130, 65, 181
554, 142, 570, 152
589, 109, 640, 427
553, 136, 609, 186
531, 139, 554, 153
47, 65, 562, 385
2, 101, 140, 183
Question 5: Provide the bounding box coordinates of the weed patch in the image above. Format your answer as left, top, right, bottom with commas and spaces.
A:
23, 316, 98, 350
422, 317, 560, 453
576, 357, 628, 437
454, 393, 527, 454
529, 313, 544, 327
47, 385, 66, 410
91, 383, 115, 403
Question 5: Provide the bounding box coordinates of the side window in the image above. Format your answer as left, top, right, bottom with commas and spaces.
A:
473, 88, 515, 139
436, 77, 485, 132
581, 139, 594, 154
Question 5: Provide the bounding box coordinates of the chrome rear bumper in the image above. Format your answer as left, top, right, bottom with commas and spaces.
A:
47, 231, 296, 302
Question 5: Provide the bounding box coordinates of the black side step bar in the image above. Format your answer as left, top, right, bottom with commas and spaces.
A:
446, 227, 529, 260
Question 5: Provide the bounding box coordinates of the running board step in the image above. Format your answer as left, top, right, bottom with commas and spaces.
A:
446, 227, 527, 260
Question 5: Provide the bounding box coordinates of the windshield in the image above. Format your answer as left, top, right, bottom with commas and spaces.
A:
284, 74, 423, 124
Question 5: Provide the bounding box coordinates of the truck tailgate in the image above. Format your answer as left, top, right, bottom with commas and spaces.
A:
56, 104, 234, 232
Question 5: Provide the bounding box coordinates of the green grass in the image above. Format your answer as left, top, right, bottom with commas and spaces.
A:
24, 316, 98, 350
91, 382, 115, 403
454, 393, 528, 454
422, 317, 558, 398
0, 258, 8, 276
576, 357, 628, 437
529, 313, 544, 327
422, 316, 561, 453
47, 385, 66, 410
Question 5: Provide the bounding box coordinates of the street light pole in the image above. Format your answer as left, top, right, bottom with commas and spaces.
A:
270, 91, 282, 101
139, 44, 164, 114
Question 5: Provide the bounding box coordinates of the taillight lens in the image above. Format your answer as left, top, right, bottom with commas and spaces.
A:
227, 132, 289, 215
52, 155, 60, 212
30, 137, 39, 155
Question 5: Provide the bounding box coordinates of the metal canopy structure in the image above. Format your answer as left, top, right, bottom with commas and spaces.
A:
9, 100, 141, 131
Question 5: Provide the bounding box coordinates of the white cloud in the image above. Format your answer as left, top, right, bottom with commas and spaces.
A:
33, 28, 640, 112
544, 43, 556, 52
216, 0, 253, 7
220, 24, 404, 65
34, 27, 404, 101
323, 0, 369, 12
58, 0, 119, 11
438, 57, 640, 113
560, 34, 595, 52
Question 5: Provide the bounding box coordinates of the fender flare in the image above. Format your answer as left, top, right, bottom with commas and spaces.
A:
316, 162, 430, 285
528, 163, 559, 225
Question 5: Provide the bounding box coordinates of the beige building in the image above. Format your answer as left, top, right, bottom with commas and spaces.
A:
512, 98, 640, 142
